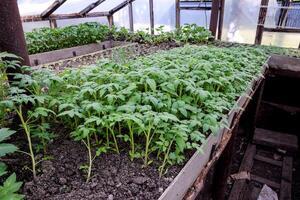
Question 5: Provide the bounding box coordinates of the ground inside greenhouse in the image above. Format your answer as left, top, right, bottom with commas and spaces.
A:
9, 130, 183, 200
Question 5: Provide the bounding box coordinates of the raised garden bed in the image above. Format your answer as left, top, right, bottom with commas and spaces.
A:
29, 41, 129, 66
1, 44, 296, 200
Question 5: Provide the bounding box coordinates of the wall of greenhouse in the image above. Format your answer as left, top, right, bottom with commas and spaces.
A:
18, 0, 300, 48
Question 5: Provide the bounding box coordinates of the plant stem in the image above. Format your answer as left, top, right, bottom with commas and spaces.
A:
16, 105, 36, 179
159, 140, 173, 178
144, 125, 152, 166
127, 122, 135, 160
85, 137, 92, 183
109, 127, 119, 154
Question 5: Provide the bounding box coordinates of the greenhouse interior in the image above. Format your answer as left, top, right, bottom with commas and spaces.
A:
0, 0, 300, 199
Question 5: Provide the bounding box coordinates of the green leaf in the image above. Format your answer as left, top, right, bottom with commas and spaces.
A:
0, 128, 16, 143
0, 144, 18, 157
0, 173, 24, 200
146, 78, 156, 91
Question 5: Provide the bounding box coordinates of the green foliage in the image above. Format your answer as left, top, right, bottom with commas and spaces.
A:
0, 128, 24, 200
25, 22, 212, 54
26, 22, 110, 54
2, 45, 268, 180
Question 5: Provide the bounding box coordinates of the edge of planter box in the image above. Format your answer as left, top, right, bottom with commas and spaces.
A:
29, 41, 131, 66
158, 59, 269, 200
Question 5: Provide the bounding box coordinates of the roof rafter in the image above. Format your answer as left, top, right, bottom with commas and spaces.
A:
41, 0, 67, 18
79, 0, 106, 16
22, 12, 110, 22
109, 0, 135, 15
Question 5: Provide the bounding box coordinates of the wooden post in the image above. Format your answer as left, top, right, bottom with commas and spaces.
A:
128, 1, 134, 31
210, 0, 220, 39
217, 0, 225, 40
175, 0, 180, 29
255, 0, 270, 45
149, 0, 154, 35
0, 0, 30, 81
211, 125, 238, 200
49, 19, 57, 28
108, 15, 114, 28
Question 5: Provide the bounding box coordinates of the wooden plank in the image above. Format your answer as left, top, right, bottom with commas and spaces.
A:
228, 144, 256, 200
255, 0, 270, 44
281, 157, 293, 182
280, 157, 292, 200
149, 0, 154, 35
254, 154, 282, 167
253, 128, 298, 152
79, 0, 106, 16
29, 41, 112, 66
175, 0, 180, 28
109, 0, 135, 14
128, 2, 134, 31
262, 101, 300, 113
41, 0, 67, 18
251, 174, 281, 189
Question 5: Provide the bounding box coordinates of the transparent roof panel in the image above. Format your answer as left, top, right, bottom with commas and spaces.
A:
93, 0, 125, 12
18, 0, 54, 16
54, 0, 96, 14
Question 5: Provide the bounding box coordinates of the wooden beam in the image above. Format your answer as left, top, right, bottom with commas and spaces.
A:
109, 0, 135, 15
264, 27, 300, 33
149, 0, 154, 35
128, 2, 134, 31
22, 12, 110, 22
41, 0, 67, 18
49, 19, 57, 28
209, 0, 220, 38
180, 6, 211, 10
255, 0, 270, 45
79, 0, 106, 16
217, 0, 225, 40
175, 0, 180, 29
107, 15, 114, 28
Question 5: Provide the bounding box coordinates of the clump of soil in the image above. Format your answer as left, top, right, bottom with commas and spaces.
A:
20, 138, 181, 200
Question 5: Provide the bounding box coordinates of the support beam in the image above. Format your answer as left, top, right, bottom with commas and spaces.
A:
149, 0, 154, 35
107, 15, 114, 28
255, 0, 270, 45
217, 0, 225, 40
79, 0, 106, 16
128, 2, 134, 31
209, 0, 220, 38
49, 19, 57, 28
109, 0, 135, 15
0, 0, 30, 82
175, 0, 180, 29
22, 12, 110, 22
264, 27, 300, 33
41, 0, 67, 18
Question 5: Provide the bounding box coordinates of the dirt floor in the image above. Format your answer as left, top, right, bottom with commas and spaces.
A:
10, 132, 183, 200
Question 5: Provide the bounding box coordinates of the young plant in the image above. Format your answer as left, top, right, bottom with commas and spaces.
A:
0, 128, 24, 200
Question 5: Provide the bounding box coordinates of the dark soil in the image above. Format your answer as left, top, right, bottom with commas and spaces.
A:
14, 136, 181, 200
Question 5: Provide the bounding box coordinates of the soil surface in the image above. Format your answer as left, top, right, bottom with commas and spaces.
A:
14, 135, 182, 200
